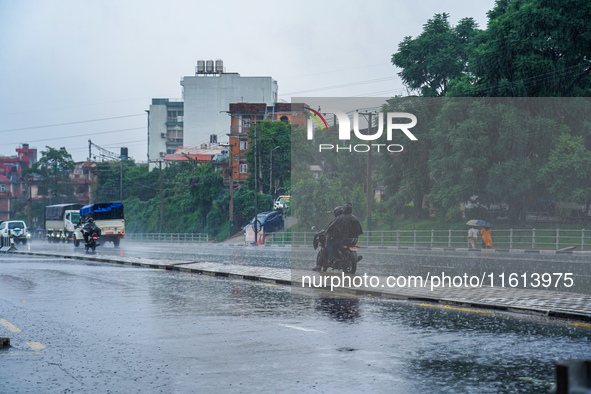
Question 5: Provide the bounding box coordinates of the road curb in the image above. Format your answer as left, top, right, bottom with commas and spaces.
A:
11, 250, 591, 325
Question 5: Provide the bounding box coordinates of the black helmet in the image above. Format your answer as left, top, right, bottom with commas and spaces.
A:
333, 206, 343, 217
344, 203, 353, 214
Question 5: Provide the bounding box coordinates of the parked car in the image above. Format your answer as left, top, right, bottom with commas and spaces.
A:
243, 211, 284, 234
273, 195, 291, 210
0, 220, 30, 244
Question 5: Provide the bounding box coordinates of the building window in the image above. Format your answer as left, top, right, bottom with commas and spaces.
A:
167, 110, 183, 122
0, 184, 5, 192
280, 115, 289, 123
242, 117, 251, 129
239, 140, 248, 151
167, 128, 183, 142
239, 164, 248, 173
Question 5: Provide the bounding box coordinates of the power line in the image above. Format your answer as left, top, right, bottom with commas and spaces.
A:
0, 127, 145, 146
283, 76, 400, 96
0, 114, 145, 133
276, 62, 392, 81
68, 139, 146, 152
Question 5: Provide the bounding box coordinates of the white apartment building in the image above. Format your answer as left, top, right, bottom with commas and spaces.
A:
147, 60, 277, 167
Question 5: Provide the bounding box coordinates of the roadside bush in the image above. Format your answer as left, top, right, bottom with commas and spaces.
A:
445, 207, 463, 222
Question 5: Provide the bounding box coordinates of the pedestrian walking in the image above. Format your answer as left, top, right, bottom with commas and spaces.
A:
467, 226, 478, 248
480, 227, 492, 249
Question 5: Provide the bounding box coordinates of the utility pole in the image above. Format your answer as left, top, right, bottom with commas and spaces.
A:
359, 112, 374, 231
149, 159, 164, 233
258, 123, 263, 194
88, 139, 126, 202
26, 179, 32, 228
119, 160, 123, 201
270, 146, 279, 194
220, 143, 234, 237
158, 160, 163, 233
228, 146, 234, 236
253, 124, 259, 243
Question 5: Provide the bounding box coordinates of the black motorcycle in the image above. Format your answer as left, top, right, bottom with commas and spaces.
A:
312, 227, 360, 274
84, 232, 100, 252
82, 224, 101, 253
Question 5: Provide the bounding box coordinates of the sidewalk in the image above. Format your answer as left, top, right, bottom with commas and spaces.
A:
11, 250, 591, 325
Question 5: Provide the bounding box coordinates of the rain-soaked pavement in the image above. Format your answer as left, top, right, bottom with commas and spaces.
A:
25, 239, 591, 293
1, 241, 590, 392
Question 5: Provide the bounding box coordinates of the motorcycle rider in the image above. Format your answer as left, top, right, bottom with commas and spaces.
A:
312, 202, 364, 271
82, 217, 101, 245
337, 202, 363, 246
324, 202, 363, 263
312, 206, 343, 271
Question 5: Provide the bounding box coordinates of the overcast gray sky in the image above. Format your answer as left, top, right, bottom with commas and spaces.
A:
0, 0, 494, 162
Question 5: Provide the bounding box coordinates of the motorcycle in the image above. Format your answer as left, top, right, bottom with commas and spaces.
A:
312, 226, 361, 274
81, 225, 101, 253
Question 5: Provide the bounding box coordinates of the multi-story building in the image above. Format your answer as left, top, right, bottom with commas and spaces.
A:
227, 103, 303, 186
147, 98, 184, 164
0, 144, 37, 220
147, 60, 277, 169
71, 161, 98, 204
0, 143, 37, 183
0, 175, 20, 220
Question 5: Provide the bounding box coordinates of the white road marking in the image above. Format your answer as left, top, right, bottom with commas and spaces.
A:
0, 319, 21, 333
276, 323, 324, 333
27, 342, 46, 352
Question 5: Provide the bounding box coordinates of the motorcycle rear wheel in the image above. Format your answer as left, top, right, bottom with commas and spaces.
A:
343, 252, 357, 275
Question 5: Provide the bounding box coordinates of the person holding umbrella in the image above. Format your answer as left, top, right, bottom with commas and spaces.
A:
467, 226, 478, 248
481, 226, 492, 249
466, 220, 493, 249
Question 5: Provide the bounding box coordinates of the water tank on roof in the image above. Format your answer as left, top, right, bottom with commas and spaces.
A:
206, 60, 214, 73
215, 59, 223, 73
197, 60, 205, 73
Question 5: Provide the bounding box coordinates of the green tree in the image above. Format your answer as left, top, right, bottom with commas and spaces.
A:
162, 161, 224, 232
24, 146, 75, 202
291, 176, 343, 230
428, 99, 569, 222
376, 97, 442, 218
391, 13, 480, 97
244, 120, 291, 195
95, 161, 159, 202
453, 0, 591, 97
538, 134, 591, 221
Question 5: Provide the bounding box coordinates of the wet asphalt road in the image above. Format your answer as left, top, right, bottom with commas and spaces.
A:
1, 243, 591, 393
24, 240, 591, 294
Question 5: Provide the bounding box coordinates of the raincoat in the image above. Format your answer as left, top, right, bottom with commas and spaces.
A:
480, 227, 492, 248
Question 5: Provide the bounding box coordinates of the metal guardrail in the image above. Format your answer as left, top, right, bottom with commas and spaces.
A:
0, 235, 10, 248
264, 229, 591, 250
125, 233, 209, 243
120, 229, 589, 250
0, 234, 16, 251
